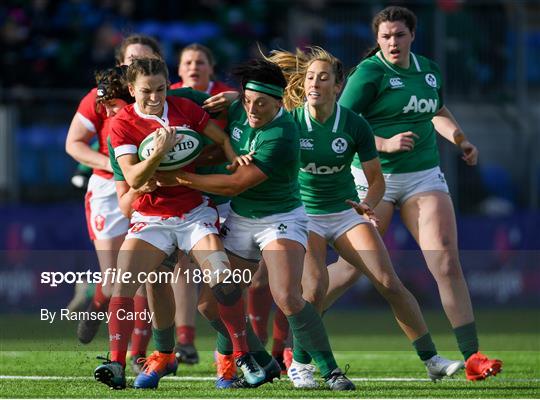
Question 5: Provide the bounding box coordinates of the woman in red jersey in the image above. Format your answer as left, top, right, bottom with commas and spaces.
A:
94, 57, 265, 390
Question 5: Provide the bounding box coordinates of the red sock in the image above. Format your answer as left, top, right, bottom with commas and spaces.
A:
92, 283, 109, 311
217, 298, 249, 359
109, 296, 134, 366
130, 295, 151, 357
247, 284, 273, 344
176, 325, 195, 345
271, 307, 290, 357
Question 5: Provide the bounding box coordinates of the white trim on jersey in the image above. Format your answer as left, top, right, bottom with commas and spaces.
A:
76, 112, 97, 133
332, 104, 341, 133
304, 103, 341, 133
304, 103, 312, 132
376, 51, 422, 74
411, 53, 421, 72
376, 51, 400, 75
273, 107, 284, 122
134, 101, 170, 128
114, 144, 137, 158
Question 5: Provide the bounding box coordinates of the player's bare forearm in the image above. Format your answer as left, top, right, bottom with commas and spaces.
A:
174, 171, 240, 196
172, 165, 266, 196
361, 157, 385, 208
118, 154, 161, 190
433, 106, 466, 145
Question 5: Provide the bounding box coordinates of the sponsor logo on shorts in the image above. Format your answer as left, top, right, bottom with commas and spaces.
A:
130, 222, 147, 233
389, 77, 404, 88
425, 73, 437, 88
220, 225, 230, 237
277, 223, 287, 234
94, 215, 105, 232
355, 184, 368, 193
331, 138, 347, 154
300, 138, 314, 150
438, 173, 446, 184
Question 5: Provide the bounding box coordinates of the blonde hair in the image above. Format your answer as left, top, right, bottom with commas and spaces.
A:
264, 46, 344, 111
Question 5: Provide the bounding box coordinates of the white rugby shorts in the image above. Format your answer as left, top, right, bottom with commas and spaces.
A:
125, 200, 219, 255
307, 208, 369, 245
85, 174, 129, 240
221, 206, 308, 261
352, 165, 449, 206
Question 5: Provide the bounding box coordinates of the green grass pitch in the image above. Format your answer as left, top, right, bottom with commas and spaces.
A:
1, 309, 538, 398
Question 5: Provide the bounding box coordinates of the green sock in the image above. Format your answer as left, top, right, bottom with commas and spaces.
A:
292, 335, 312, 364
454, 322, 479, 361
209, 319, 233, 355
412, 333, 438, 361
246, 319, 273, 366
152, 324, 175, 353
293, 307, 330, 364
287, 302, 337, 379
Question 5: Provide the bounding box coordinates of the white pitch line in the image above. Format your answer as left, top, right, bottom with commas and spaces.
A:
0, 375, 539, 383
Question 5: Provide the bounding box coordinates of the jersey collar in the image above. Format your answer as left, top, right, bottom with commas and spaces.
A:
134, 100, 170, 128
304, 103, 341, 133
376, 50, 421, 74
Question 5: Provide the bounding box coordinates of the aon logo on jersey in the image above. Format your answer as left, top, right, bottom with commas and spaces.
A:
402, 95, 438, 113
301, 163, 345, 175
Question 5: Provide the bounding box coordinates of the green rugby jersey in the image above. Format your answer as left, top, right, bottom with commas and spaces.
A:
339, 51, 443, 173
292, 104, 377, 215
227, 100, 302, 219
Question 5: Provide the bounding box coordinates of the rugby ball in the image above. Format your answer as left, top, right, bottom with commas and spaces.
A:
138, 127, 203, 170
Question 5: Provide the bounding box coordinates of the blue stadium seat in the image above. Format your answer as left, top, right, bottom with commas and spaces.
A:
479, 164, 516, 203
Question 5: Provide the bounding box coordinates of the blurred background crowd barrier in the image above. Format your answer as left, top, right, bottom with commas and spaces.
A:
0, 0, 538, 311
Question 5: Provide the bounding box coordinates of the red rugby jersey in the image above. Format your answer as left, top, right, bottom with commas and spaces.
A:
76, 87, 113, 179
109, 96, 210, 217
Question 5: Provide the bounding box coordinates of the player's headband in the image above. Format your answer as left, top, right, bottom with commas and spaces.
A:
245, 80, 284, 98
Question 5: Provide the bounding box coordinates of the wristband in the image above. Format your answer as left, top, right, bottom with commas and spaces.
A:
454, 132, 467, 146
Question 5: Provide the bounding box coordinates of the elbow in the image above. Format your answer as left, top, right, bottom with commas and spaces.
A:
125, 176, 143, 191
222, 177, 247, 197
65, 141, 76, 158
222, 187, 241, 197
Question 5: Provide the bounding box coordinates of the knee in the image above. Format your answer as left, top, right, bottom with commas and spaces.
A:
433, 257, 463, 282
273, 290, 304, 316
376, 274, 406, 300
